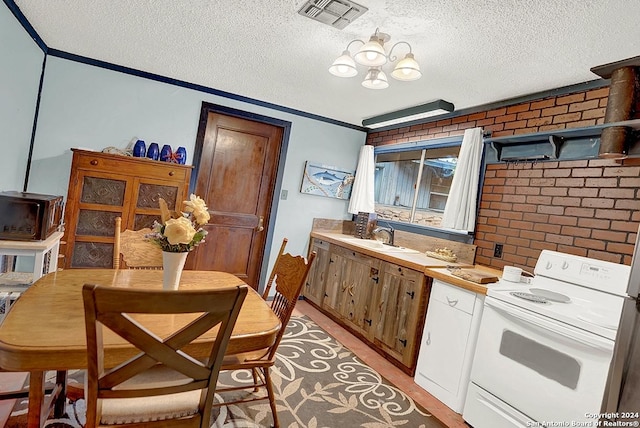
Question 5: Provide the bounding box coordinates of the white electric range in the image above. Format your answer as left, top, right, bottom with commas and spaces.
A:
463, 250, 631, 427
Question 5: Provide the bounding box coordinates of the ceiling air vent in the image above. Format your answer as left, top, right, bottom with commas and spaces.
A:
297, 0, 368, 30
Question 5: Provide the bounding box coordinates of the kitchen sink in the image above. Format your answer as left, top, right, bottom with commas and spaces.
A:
341, 238, 420, 254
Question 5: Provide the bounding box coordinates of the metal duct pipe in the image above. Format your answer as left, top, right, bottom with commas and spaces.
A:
599, 66, 638, 158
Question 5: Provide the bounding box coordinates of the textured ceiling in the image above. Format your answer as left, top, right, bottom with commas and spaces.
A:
11, 0, 640, 127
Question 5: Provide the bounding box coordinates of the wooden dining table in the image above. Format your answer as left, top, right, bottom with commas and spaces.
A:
0, 269, 282, 428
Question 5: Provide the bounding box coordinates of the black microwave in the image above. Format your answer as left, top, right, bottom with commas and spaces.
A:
0, 191, 64, 241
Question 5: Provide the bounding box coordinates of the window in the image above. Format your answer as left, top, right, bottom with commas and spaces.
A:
374, 141, 460, 229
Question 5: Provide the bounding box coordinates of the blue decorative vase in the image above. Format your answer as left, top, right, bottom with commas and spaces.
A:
146, 143, 160, 160
175, 147, 187, 165
132, 139, 146, 157
160, 144, 173, 162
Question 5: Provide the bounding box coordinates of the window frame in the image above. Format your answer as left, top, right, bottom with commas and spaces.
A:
373, 135, 475, 243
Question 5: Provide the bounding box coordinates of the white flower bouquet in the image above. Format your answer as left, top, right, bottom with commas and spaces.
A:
148, 194, 210, 252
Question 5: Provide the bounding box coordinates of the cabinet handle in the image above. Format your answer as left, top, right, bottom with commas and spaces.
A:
168, 171, 174, 176
348, 284, 354, 296
90, 160, 98, 166
406, 290, 415, 299
256, 216, 264, 232
398, 338, 407, 347
446, 296, 459, 307
364, 318, 372, 326
426, 332, 431, 346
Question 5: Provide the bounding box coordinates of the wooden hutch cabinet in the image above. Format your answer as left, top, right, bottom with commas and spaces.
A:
61, 149, 192, 269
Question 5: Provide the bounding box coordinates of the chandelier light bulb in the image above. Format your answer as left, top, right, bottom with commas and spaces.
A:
362, 68, 389, 89
354, 35, 387, 67
329, 50, 358, 78
391, 53, 422, 81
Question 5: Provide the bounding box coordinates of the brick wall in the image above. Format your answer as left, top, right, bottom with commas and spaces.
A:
367, 85, 640, 269
477, 159, 640, 270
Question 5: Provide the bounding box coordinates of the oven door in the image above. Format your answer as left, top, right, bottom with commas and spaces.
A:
468, 297, 614, 424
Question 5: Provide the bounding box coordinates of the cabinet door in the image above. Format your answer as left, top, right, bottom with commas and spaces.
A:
372, 262, 425, 367
323, 246, 379, 338
130, 177, 186, 229
340, 256, 378, 338
303, 239, 330, 307
417, 298, 472, 395
323, 250, 348, 318
67, 170, 133, 268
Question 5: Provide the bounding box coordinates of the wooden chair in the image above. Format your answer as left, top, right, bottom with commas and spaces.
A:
214, 242, 316, 428
113, 217, 163, 269
82, 283, 248, 428
68, 217, 165, 402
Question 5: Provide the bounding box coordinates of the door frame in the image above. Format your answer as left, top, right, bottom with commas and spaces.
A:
191, 102, 292, 292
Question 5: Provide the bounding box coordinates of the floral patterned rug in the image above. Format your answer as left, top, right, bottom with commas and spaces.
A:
8, 316, 442, 428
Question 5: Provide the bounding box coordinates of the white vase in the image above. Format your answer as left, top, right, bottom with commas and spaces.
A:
162, 251, 189, 290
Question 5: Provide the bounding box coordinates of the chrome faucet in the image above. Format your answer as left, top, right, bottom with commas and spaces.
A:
372, 225, 394, 246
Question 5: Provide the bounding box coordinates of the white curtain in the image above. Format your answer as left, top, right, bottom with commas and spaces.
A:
441, 127, 484, 232
348, 145, 375, 214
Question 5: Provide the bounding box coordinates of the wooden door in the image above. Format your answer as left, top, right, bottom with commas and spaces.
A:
187, 106, 283, 289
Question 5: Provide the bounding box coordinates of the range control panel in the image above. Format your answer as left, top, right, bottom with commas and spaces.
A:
535, 250, 630, 295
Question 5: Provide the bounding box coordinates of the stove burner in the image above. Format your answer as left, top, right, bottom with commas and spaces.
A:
530, 288, 571, 303
510, 291, 549, 303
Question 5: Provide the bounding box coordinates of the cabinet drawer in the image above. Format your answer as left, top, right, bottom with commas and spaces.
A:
384, 262, 423, 282
75, 153, 189, 182
430, 279, 476, 315
312, 238, 330, 251
330, 244, 377, 265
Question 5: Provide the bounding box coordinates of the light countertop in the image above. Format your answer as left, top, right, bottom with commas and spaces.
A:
310, 231, 502, 295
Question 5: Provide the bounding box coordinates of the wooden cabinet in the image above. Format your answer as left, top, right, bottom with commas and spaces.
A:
323, 245, 380, 339
62, 149, 192, 269
372, 262, 426, 369
303, 238, 330, 307
414, 279, 484, 413
304, 239, 426, 375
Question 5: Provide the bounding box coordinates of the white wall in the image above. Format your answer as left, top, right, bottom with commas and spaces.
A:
28, 57, 366, 285
0, 3, 44, 191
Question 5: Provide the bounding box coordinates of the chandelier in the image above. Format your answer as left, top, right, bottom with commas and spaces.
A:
329, 28, 422, 89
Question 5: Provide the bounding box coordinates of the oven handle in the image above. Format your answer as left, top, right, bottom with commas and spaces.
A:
485, 298, 613, 352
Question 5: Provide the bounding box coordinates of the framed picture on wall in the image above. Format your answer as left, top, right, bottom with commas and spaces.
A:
300, 161, 355, 200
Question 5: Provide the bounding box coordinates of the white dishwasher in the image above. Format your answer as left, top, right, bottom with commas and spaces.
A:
414, 279, 485, 413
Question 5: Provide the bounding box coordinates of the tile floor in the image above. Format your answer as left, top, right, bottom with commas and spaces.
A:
294, 299, 470, 428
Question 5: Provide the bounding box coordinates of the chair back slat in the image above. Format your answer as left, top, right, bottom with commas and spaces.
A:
266, 251, 316, 359
83, 284, 248, 427
261, 238, 288, 299
113, 216, 163, 269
